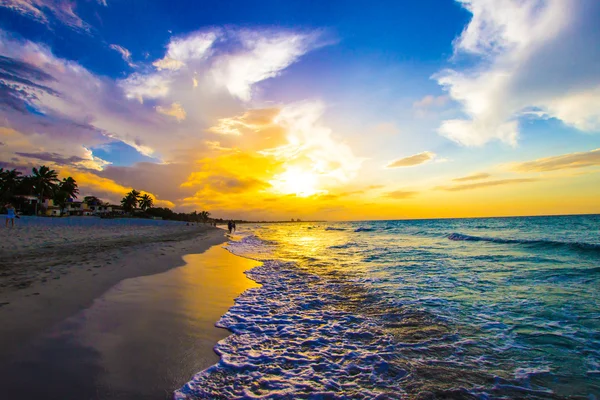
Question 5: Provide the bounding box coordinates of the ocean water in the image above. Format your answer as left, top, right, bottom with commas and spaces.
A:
177, 215, 600, 399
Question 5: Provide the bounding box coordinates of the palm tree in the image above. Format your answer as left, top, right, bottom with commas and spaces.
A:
32, 165, 60, 215
52, 177, 79, 215
0, 168, 22, 202
199, 210, 210, 224
59, 177, 79, 199
121, 189, 140, 213
138, 194, 153, 211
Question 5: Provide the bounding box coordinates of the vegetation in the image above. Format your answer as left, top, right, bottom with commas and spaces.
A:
120, 189, 140, 213
0, 166, 78, 215
138, 193, 153, 211
1, 167, 217, 222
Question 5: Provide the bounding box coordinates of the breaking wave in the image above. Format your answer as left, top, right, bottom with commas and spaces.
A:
448, 232, 600, 254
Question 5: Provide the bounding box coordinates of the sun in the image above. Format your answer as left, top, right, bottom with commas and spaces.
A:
270, 167, 323, 197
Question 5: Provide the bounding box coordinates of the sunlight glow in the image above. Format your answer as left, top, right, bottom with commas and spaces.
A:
269, 167, 324, 197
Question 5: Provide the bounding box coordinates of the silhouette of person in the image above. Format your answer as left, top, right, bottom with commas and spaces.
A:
5, 203, 16, 228
228, 220, 233, 234
232, 221, 236, 232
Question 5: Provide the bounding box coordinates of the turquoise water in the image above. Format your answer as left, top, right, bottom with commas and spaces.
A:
178, 215, 600, 399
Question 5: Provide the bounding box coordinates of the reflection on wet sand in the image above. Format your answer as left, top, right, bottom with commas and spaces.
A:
0, 245, 260, 399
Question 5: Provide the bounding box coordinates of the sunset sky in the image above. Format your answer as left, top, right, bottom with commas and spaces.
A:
1, 0, 599, 220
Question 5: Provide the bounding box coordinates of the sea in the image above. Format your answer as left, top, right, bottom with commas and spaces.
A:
176, 215, 600, 399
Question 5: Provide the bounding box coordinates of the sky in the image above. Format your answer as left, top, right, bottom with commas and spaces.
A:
1, 0, 599, 220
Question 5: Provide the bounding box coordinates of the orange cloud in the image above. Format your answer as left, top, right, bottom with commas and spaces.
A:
437, 178, 539, 192
385, 151, 436, 168
513, 149, 600, 172
453, 172, 491, 182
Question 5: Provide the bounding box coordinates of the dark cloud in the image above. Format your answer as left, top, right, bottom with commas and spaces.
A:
0, 55, 60, 113
384, 190, 417, 199
438, 178, 539, 192
513, 149, 600, 172
453, 172, 491, 182
385, 151, 435, 168
14, 151, 87, 165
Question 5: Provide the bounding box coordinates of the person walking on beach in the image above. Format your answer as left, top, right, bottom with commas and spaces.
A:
5, 203, 16, 228
228, 220, 233, 234
232, 221, 236, 232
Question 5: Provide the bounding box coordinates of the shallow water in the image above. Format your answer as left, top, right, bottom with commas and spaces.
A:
178, 215, 600, 399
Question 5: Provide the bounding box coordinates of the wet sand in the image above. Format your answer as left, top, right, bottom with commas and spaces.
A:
0, 244, 260, 399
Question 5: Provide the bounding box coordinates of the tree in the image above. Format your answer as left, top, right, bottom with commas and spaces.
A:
52, 190, 70, 213
32, 165, 60, 215
59, 177, 79, 199
199, 210, 210, 224
0, 168, 22, 202
121, 189, 140, 213
138, 194, 153, 211
52, 177, 79, 215
84, 196, 102, 206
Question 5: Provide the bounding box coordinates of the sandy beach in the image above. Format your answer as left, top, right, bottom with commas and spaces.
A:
0, 216, 260, 398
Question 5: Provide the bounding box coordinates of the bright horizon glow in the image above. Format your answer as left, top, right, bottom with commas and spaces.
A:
0, 0, 599, 220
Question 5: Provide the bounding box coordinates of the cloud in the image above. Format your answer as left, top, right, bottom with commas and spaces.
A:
156, 102, 186, 121
152, 31, 219, 71
0, 28, 355, 217
120, 72, 171, 102
119, 28, 327, 105
453, 172, 491, 182
436, 0, 600, 146
413, 95, 448, 109
210, 30, 326, 101
384, 190, 418, 199
512, 148, 600, 172
109, 44, 136, 68
385, 151, 436, 168
0, 0, 91, 30
438, 178, 538, 191
14, 149, 110, 170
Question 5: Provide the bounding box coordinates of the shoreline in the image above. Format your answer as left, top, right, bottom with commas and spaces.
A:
0, 220, 227, 359
0, 236, 262, 399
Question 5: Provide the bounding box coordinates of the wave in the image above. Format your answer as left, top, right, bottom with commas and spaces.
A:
174, 260, 409, 399
328, 242, 359, 249
447, 232, 600, 254
354, 227, 375, 232
325, 226, 346, 231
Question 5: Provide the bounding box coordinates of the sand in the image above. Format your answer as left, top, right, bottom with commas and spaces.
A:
0, 216, 261, 399
0, 242, 261, 399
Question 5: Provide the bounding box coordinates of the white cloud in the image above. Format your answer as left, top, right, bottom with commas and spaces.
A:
267, 101, 363, 187
153, 31, 219, 71
0, 0, 91, 30
436, 0, 600, 146
210, 30, 324, 101
120, 72, 171, 102
120, 28, 326, 103
109, 44, 135, 68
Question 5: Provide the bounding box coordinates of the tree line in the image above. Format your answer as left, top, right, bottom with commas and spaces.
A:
0, 166, 215, 222
0, 165, 79, 214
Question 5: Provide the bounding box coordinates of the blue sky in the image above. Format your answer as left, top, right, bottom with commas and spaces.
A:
1, 0, 599, 219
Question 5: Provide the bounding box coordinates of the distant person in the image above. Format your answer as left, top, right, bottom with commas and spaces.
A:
228, 220, 233, 234
5, 203, 16, 228
232, 221, 236, 232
